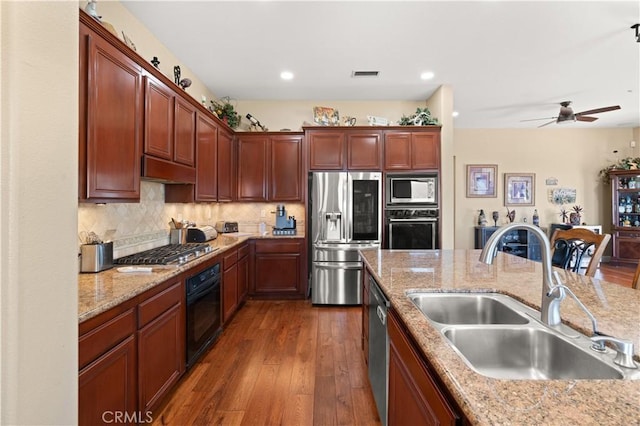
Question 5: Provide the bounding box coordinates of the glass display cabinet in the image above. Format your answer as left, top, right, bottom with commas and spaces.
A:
609, 170, 640, 266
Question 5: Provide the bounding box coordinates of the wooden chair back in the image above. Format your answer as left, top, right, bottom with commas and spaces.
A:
632, 262, 640, 290
549, 228, 611, 277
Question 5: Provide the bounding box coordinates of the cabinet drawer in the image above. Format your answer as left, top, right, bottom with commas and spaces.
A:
138, 281, 182, 328
79, 308, 136, 370
616, 230, 640, 239
238, 243, 249, 259
223, 249, 238, 270
255, 240, 302, 254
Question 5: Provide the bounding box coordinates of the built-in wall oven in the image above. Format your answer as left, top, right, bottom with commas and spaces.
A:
386, 208, 439, 249
186, 262, 221, 368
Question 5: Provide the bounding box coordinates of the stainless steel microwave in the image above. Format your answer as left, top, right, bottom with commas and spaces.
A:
386, 174, 438, 206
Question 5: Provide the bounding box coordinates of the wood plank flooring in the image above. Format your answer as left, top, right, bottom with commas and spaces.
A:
153, 300, 381, 426
152, 262, 636, 426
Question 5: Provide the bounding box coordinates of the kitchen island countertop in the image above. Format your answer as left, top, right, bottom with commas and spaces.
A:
78, 232, 303, 323
360, 248, 640, 425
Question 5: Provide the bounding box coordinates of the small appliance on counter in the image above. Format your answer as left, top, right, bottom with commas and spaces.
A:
186, 225, 218, 242
273, 204, 297, 236
80, 241, 113, 273
215, 221, 239, 233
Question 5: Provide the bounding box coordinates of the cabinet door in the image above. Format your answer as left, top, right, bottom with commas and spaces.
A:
217, 127, 234, 201
347, 131, 381, 170
223, 262, 239, 323
252, 240, 304, 297
362, 267, 371, 364
137, 303, 183, 412
270, 135, 303, 201
308, 131, 345, 170
144, 75, 174, 161
238, 248, 249, 303
388, 311, 459, 426
79, 335, 137, 425
384, 132, 412, 170
237, 135, 268, 201
195, 113, 218, 201
614, 230, 640, 264
411, 132, 440, 170
83, 27, 142, 200
174, 97, 196, 167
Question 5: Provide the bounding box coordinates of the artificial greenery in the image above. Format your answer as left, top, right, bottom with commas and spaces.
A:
398, 107, 440, 126
598, 157, 640, 183
210, 96, 240, 129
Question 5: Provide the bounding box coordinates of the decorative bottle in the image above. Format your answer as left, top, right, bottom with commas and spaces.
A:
619, 198, 626, 214
532, 209, 540, 226
478, 209, 487, 227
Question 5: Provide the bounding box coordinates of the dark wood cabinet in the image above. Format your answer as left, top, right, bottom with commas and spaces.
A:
144, 75, 174, 161
383, 128, 441, 171
137, 281, 184, 412
474, 226, 543, 261
79, 308, 137, 424
217, 127, 235, 202
251, 239, 306, 298
173, 97, 197, 167
362, 267, 371, 365
388, 309, 460, 426
222, 249, 239, 324
609, 170, 640, 266
237, 133, 303, 202
237, 243, 250, 302
307, 128, 382, 170
79, 19, 142, 202
194, 113, 218, 201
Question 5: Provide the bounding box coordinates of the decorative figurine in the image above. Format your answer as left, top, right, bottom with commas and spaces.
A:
179, 78, 192, 90
173, 66, 181, 85
151, 57, 160, 69
85, 0, 101, 21
506, 208, 516, 223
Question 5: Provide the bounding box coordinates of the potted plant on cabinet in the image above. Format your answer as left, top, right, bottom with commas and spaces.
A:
209, 96, 240, 129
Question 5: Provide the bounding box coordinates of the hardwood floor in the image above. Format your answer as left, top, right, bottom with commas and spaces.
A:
153, 300, 381, 426
594, 262, 638, 288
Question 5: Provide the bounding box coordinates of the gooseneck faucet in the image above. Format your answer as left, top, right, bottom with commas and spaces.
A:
479, 223, 563, 326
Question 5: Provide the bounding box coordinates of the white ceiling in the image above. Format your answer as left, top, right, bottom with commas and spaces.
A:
122, 1, 640, 129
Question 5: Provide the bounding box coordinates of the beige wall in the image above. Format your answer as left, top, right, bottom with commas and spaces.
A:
1, 1, 78, 424
453, 127, 638, 249
87, 0, 216, 106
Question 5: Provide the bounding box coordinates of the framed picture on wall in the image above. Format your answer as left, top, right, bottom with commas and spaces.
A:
504, 173, 535, 206
466, 164, 497, 198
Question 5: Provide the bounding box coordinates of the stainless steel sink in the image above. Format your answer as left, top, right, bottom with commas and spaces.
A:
406, 291, 636, 380
408, 293, 529, 325
442, 327, 624, 380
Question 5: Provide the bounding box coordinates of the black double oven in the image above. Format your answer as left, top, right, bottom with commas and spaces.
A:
384, 173, 440, 250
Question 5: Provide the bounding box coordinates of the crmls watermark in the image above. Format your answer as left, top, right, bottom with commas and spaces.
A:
101, 411, 153, 424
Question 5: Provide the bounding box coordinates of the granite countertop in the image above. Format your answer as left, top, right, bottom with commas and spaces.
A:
360, 248, 640, 425
78, 232, 304, 323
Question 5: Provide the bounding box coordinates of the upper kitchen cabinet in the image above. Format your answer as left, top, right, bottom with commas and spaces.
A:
216, 126, 235, 202
307, 128, 382, 170
237, 133, 303, 202
79, 17, 142, 202
383, 127, 441, 171
142, 74, 196, 184
194, 112, 218, 201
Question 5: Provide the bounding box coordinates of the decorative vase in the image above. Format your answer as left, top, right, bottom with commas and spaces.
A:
569, 212, 581, 225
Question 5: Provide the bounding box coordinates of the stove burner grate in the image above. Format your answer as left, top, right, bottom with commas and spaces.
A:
114, 243, 212, 265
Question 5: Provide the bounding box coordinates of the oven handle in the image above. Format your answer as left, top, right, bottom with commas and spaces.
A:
314, 261, 362, 270
388, 218, 438, 222
187, 277, 220, 303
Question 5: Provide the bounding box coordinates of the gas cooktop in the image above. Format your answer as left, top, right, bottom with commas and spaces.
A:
114, 243, 214, 266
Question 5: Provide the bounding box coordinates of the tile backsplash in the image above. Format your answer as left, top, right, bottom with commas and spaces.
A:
78, 181, 305, 257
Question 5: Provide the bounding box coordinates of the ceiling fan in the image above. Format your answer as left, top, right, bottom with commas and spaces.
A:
522, 101, 621, 127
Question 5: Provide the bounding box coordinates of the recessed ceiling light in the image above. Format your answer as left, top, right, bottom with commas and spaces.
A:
280, 71, 294, 80
420, 71, 435, 80
452, 111, 459, 117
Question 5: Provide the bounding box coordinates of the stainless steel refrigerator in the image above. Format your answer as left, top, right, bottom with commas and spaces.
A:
309, 172, 382, 305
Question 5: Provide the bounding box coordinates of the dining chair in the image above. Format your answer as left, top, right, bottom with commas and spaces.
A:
549, 228, 611, 277
632, 262, 640, 290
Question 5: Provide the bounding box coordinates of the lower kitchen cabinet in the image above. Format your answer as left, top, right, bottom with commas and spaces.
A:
251, 239, 306, 298
222, 248, 239, 323
79, 309, 137, 425
137, 281, 185, 413
362, 267, 371, 365
388, 309, 461, 426
237, 242, 250, 301
79, 278, 185, 422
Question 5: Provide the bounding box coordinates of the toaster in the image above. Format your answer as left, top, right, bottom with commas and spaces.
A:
186, 225, 218, 242
215, 221, 238, 233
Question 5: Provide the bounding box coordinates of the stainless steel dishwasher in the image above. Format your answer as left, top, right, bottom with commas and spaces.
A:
368, 276, 390, 426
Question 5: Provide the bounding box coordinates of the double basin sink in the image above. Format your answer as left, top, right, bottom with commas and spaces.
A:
408, 292, 637, 380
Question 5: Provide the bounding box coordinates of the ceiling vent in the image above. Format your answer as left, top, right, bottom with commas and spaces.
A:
352, 70, 379, 77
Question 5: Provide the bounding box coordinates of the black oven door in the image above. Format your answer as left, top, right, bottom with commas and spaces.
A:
186, 269, 221, 368
387, 219, 439, 249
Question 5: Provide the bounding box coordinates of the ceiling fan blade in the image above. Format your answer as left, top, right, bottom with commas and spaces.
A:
537, 119, 557, 128
575, 105, 620, 116
520, 117, 558, 122
576, 116, 598, 122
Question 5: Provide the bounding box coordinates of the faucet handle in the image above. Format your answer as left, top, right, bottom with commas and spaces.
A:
590, 334, 637, 369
